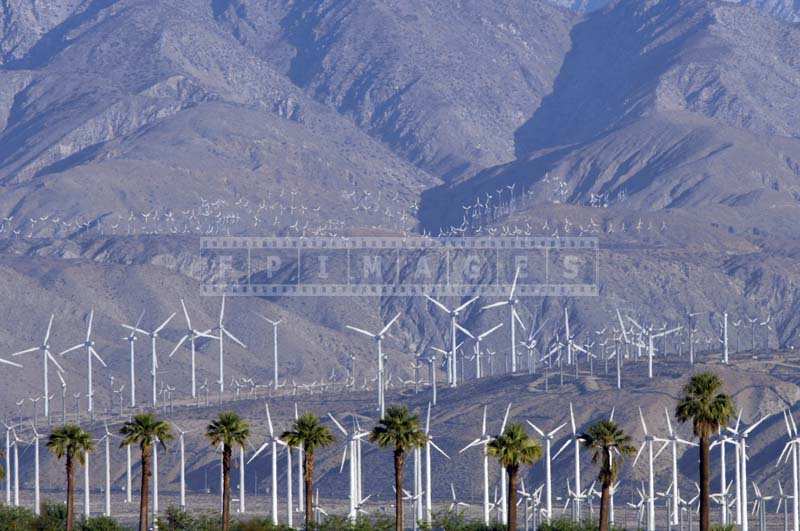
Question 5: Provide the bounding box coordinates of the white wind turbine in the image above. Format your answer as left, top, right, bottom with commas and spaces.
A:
98, 423, 114, 517
345, 312, 401, 419
627, 317, 681, 378
426, 295, 478, 386
423, 402, 449, 525
553, 403, 584, 519
527, 418, 567, 523
3, 423, 11, 504
658, 407, 697, 525
249, 403, 281, 525
460, 404, 511, 526
170, 299, 216, 398
482, 267, 525, 373
633, 407, 667, 531
83, 447, 90, 516
60, 309, 107, 415
727, 410, 770, 531
778, 408, 800, 531
121, 310, 145, 407
122, 313, 176, 406
711, 428, 736, 525
258, 315, 281, 391
174, 423, 192, 510
211, 294, 246, 398
462, 323, 503, 379
30, 422, 41, 515
9, 315, 56, 417
418, 351, 438, 406
329, 413, 369, 522
752, 481, 773, 531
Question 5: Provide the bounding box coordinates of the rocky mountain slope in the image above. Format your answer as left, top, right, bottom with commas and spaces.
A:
0, 0, 798, 512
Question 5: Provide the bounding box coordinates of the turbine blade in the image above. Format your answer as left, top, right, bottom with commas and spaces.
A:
223, 328, 246, 348
509, 266, 520, 299
346, 325, 376, 338
0, 357, 22, 369
86, 309, 94, 342
180, 299, 192, 328
454, 296, 479, 314
58, 344, 83, 357
424, 295, 450, 314
169, 336, 189, 358
44, 314, 54, 345
379, 312, 402, 337
90, 347, 107, 368
482, 300, 509, 310
155, 312, 176, 334
11, 347, 39, 357
47, 351, 66, 373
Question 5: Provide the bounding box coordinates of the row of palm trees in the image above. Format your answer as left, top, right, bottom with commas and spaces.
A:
41, 371, 733, 531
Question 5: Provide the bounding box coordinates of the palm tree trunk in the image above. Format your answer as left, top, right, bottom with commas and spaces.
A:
222, 444, 232, 531
699, 434, 710, 531
66, 454, 75, 531
304, 450, 314, 529
139, 444, 151, 531
394, 449, 405, 531
599, 480, 611, 531
507, 465, 518, 531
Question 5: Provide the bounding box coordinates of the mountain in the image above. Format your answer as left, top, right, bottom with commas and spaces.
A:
548, 0, 800, 22
423, 0, 800, 232
0, 1, 799, 512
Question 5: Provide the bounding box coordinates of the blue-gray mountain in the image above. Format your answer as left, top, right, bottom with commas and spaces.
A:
549, 0, 800, 22
0, 0, 798, 481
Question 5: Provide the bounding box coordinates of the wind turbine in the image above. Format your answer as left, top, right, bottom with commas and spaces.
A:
122, 312, 176, 406
460, 404, 511, 526
553, 403, 584, 519
211, 294, 246, 398
98, 423, 114, 517
329, 413, 369, 522
778, 408, 800, 531
174, 423, 192, 510
527, 418, 567, 523
169, 299, 216, 398
418, 351, 438, 406
345, 312, 401, 418
10, 315, 56, 417
633, 407, 667, 531
658, 407, 697, 525
426, 295, 478, 386
423, 402, 449, 525
60, 309, 107, 415
728, 410, 770, 531
259, 315, 281, 391
31, 422, 41, 515
249, 403, 281, 525
752, 481, 773, 531
463, 323, 503, 379
121, 310, 145, 407
482, 266, 525, 373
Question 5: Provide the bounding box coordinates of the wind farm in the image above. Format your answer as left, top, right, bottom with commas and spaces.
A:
1, 0, 800, 529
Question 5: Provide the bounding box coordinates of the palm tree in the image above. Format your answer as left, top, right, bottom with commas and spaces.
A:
120, 413, 173, 531
47, 424, 94, 531
281, 412, 335, 529
206, 411, 250, 531
487, 422, 542, 531
676, 372, 735, 531
369, 405, 427, 531
581, 420, 636, 531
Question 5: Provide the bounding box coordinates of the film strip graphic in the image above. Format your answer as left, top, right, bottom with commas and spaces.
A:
201, 236, 599, 297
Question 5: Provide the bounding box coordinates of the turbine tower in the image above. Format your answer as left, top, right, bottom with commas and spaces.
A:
345, 312, 401, 418
60, 309, 107, 415
482, 266, 525, 373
